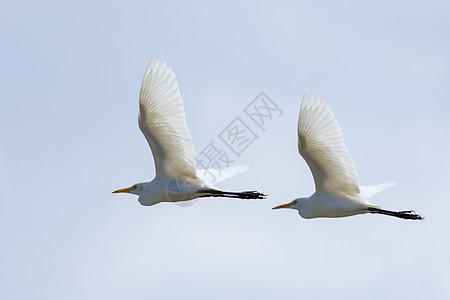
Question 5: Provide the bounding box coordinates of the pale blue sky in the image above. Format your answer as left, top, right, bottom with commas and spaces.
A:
1, 0, 450, 299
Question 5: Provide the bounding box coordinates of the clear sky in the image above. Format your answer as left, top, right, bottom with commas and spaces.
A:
1, 0, 450, 299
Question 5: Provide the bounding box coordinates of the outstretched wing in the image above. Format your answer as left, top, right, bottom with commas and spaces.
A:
297, 95, 360, 197
138, 58, 198, 181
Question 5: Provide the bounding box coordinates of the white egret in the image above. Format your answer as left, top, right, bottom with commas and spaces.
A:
113, 58, 265, 206
273, 95, 423, 220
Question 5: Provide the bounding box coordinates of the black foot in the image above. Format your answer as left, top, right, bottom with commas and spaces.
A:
399, 210, 424, 220
239, 191, 266, 199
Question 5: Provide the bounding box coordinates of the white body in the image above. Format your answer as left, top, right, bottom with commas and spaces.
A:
297, 193, 367, 219
134, 177, 204, 206
293, 182, 396, 219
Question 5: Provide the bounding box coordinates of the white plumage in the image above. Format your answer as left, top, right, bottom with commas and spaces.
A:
138, 59, 198, 182
298, 95, 360, 197
273, 95, 423, 220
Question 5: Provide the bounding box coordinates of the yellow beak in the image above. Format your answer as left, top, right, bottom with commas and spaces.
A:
112, 187, 134, 194
272, 200, 297, 210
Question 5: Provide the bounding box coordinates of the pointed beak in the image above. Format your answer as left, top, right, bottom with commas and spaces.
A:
272, 200, 297, 210
112, 187, 134, 194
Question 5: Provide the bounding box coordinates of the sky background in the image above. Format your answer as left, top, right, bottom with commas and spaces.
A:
1, 0, 450, 299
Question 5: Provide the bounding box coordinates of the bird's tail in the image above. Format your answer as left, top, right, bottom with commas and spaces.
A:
367, 207, 424, 220
196, 188, 266, 200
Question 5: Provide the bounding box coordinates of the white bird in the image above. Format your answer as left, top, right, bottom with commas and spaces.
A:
272, 95, 423, 220
113, 58, 265, 206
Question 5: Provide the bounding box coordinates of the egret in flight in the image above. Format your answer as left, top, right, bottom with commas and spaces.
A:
113, 58, 265, 206
273, 95, 423, 220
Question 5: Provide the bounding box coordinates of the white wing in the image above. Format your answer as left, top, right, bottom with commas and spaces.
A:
197, 165, 250, 187
298, 95, 360, 197
360, 181, 396, 199
139, 58, 198, 181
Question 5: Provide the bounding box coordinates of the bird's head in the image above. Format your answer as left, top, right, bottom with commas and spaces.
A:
113, 182, 158, 206
112, 183, 145, 196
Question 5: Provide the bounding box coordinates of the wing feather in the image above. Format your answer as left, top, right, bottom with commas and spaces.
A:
197, 165, 250, 187
138, 58, 198, 181
298, 95, 360, 196
360, 181, 396, 199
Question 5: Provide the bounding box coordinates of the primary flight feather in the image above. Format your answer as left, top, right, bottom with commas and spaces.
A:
138, 59, 197, 181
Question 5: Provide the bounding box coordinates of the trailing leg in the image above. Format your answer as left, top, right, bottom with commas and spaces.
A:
197, 189, 266, 200
367, 207, 423, 220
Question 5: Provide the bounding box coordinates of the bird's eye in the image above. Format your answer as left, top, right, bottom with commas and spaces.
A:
132, 185, 137, 190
